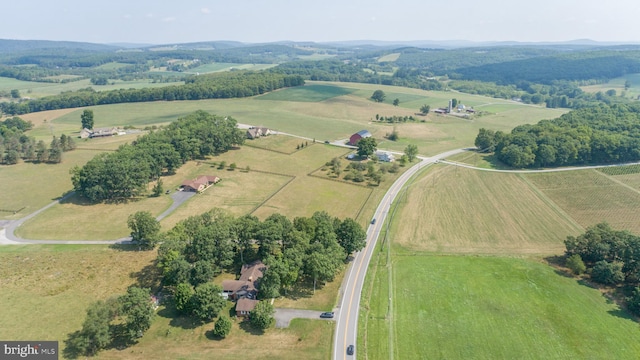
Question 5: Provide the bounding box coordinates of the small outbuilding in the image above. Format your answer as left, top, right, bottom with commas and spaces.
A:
349, 130, 371, 146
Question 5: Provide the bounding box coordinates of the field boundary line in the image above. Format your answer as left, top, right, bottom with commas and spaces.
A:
595, 170, 640, 196
248, 175, 296, 215
518, 174, 584, 233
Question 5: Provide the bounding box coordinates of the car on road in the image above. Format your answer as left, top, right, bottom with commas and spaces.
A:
371, 218, 376, 224
319, 312, 334, 318
347, 345, 354, 355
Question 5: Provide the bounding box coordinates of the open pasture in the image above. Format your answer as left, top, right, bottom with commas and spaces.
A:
391, 164, 581, 254
369, 255, 640, 360
257, 83, 355, 102
186, 62, 276, 74
580, 73, 640, 99
0, 245, 332, 360
525, 169, 640, 234
0, 76, 183, 99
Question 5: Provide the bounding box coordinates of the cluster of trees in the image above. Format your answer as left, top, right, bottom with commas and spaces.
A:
71, 111, 244, 202
374, 114, 419, 123
0, 71, 304, 115
272, 59, 444, 91
66, 287, 155, 357
156, 209, 366, 300
342, 160, 399, 185
474, 103, 640, 168
564, 223, 640, 316
1, 117, 75, 165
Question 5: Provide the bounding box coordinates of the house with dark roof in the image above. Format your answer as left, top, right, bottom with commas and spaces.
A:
222, 260, 267, 302
246, 127, 272, 139
235, 298, 259, 317
349, 129, 371, 146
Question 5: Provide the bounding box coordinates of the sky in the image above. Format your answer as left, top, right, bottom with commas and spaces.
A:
3, 0, 640, 45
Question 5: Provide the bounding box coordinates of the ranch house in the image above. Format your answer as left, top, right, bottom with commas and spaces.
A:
180, 175, 220, 192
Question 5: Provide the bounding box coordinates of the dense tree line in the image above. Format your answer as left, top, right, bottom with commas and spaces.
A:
70, 111, 245, 202
563, 223, 640, 316
475, 103, 640, 168
0, 117, 75, 165
0, 71, 304, 115
272, 59, 443, 91
157, 209, 366, 300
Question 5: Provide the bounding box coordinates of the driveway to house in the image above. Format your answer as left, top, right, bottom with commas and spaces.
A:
156, 190, 196, 221
0, 190, 195, 245
274, 308, 337, 328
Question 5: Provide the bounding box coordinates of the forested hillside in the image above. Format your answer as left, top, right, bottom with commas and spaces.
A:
475, 103, 640, 168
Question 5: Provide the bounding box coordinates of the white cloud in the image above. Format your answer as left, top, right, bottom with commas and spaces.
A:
162, 17, 176, 22
123, 14, 132, 19
201, 8, 210, 14
146, 13, 154, 18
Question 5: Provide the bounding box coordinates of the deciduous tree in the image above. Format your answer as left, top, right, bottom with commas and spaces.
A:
371, 90, 386, 103
249, 300, 275, 330
404, 144, 418, 162
118, 287, 155, 341
128, 211, 161, 250
212, 316, 232, 338
81, 109, 94, 130
356, 137, 377, 158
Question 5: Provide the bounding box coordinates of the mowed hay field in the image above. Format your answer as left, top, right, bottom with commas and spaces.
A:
362, 162, 640, 359
0, 246, 333, 360
524, 168, 640, 234
382, 255, 640, 360
0, 245, 157, 344
391, 164, 581, 255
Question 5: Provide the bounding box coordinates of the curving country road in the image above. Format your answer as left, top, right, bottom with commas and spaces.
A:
332, 148, 466, 359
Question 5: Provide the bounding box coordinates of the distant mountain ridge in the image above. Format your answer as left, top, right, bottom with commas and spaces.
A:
2, 38, 640, 54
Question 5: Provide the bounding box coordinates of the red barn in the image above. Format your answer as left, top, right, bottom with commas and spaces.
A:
349, 130, 372, 146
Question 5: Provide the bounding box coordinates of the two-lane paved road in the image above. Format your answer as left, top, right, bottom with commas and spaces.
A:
333, 148, 467, 359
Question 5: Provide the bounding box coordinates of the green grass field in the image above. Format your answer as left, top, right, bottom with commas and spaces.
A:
391, 164, 581, 255
373, 255, 640, 360
0, 245, 333, 360
185, 62, 276, 74
361, 161, 640, 359
581, 73, 640, 99
256, 84, 355, 102
525, 169, 640, 234
0, 76, 184, 98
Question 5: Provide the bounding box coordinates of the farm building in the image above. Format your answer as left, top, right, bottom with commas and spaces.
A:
80, 127, 121, 139
180, 175, 220, 192
349, 129, 372, 146
376, 151, 395, 162
246, 127, 272, 139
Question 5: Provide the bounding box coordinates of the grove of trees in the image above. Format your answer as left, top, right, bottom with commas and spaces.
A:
156, 208, 367, 307
70, 110, 245, 202
1, 116, 75, 165
564, 223, 640, 316
475, 103, 640, 168
66, 287, 155, 357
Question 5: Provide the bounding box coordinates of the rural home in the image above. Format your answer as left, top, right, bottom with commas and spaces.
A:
349, 129, 371, 146
180, 175, 220, 192
235, 298, 259, 317
222, 260, 266, 300
376, 151, 395, 162
246, 127, 272, 139
79, 127, 121, 139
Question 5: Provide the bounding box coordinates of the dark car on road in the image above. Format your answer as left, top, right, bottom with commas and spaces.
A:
371, 218, 376, 224
347, 345, 354, 355
319, 312, 334, 318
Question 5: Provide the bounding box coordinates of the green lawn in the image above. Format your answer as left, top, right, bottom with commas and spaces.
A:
372, 255, 640, 360
256, 84, 355, 102
185, 62, 276, 74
